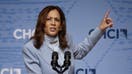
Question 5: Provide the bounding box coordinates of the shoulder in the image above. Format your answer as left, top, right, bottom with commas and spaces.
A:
22, 39, 40, 61
24, 39, 34, 48
23, 39, 38, 53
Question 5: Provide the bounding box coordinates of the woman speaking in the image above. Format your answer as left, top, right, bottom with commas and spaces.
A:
22, 5, 113, 74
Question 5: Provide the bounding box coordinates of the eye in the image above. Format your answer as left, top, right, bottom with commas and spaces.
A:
46, 17, 51, 21
55, 18, 60, 22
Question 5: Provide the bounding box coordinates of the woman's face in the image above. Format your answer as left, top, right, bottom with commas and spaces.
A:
44, 9, 61, 37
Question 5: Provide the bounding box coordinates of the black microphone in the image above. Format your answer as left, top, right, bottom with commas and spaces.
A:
51, 51, 71, 73
51, 51, 60, 73
62, 51, 71, 72
64, 51, 71, 66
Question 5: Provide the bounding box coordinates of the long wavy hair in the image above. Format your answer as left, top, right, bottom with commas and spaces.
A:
31, 5, 69, 50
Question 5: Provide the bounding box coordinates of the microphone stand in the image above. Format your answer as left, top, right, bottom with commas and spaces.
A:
52, 64, 70, 74
51, 51, 71, 74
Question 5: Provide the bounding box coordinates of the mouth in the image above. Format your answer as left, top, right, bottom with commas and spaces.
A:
49, 27, 56, 32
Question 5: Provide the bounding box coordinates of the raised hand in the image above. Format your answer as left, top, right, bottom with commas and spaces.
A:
99, 9, 113, 31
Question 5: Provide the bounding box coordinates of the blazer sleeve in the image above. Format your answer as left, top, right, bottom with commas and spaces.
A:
73, 27, 104, 59
22, 44, 42, 74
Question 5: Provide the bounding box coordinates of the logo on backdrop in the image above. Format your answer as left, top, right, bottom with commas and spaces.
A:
76, 68, 96, 74
89, 28, 128, 39
0, 68, 21, 74
13, 28, 128, 40
13, 29, 35, 39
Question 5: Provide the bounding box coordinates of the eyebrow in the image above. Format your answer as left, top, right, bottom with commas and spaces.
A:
47, 16, 60, 19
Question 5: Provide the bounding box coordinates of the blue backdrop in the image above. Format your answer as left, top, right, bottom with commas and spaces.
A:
0, 0, 132, 74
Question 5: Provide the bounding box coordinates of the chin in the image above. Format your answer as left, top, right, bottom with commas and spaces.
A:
48, 33, 58, 37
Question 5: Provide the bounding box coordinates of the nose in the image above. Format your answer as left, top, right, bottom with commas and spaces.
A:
51, 19, 56, 26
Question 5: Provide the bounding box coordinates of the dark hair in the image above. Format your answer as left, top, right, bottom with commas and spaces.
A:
31, 5, 69, 50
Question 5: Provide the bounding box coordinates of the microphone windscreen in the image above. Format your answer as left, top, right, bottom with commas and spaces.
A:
52, 51, 58, 60
64, 51, 71, 60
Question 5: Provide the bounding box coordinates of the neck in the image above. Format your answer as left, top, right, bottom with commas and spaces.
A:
44, 34, 58, 43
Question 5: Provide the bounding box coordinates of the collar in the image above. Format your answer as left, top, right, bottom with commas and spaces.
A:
44, 35, 59, 44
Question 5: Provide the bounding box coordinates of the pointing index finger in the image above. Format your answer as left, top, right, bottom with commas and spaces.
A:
104, 9, 110, 19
